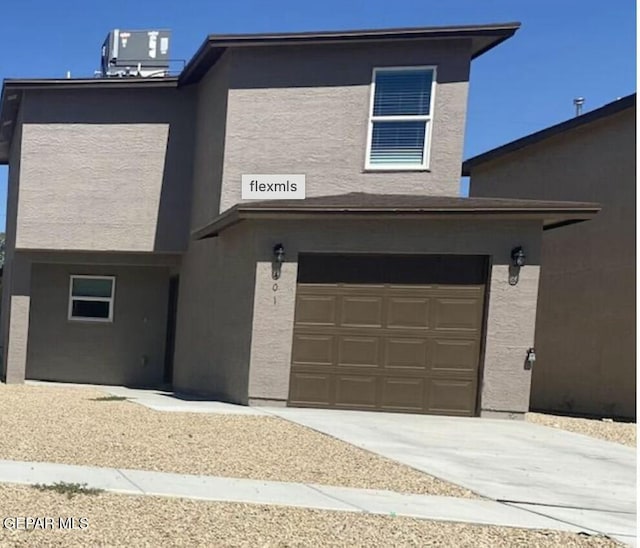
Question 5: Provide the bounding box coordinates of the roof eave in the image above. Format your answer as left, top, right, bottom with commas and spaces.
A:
192, 206, 599, 240
463, 93, 636, 175
0, 77, 180, 164
1, 77, 179, 91
180, 22, 521, 86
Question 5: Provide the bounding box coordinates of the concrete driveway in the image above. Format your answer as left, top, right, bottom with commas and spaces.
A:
266, 408, 637, 543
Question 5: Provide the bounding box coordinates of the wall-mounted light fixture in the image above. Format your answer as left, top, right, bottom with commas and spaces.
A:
272, 243, 285, 280
511, 246, 526, 268
524, 347, 536, 370
509, 246, 526, 285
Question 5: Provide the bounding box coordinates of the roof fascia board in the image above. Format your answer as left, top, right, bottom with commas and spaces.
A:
192, 206, 599, 239
180, 22, 520, 85
463, 93, 636, 175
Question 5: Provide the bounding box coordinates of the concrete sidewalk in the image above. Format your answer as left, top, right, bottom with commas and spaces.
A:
26, 381, 269, 415
0, 458, 608, 536
267, 406, 637, 545
22, 382, 635, 544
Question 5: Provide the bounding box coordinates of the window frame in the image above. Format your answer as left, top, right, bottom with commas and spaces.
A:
365, 65, 437, 171
68, 275, 116, 323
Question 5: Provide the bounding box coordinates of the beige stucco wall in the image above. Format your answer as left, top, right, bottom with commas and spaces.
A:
15, 87, 196, 252
469, 107, 635, 418
5, 255, 30, 384
216, 39, 471, 213
1, 106, 23, 381
244, 218, 542, 415
26, 261, 170, 386
172, 223, 256, 402
2, 251, 179, 385
172, 53, 257, 402
189, 54, 231, 230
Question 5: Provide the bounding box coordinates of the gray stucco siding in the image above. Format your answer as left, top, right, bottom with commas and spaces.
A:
15, 88, 196, 253
170, 52, 256, 402
217, 40, 471, 213
1, 107, 23, 380
243, 218, 542, 416
189, 53, 231, 230
26, 262, 170, 386
469, 108, 635, 418
172, 223, 255, 403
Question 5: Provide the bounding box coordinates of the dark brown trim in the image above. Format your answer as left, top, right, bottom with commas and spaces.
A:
463, 93, 636, 175
193, 211, 598, 239
192, 200, 600, 239
204, 22, 520, 43
180, 22, 521, 85
542, 218, 591, 231
192, 207, 241, 240
2, 77, 179, 90
475, 255, 493, 417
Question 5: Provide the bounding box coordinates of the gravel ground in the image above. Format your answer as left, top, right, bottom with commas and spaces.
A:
0, 384, 472, 497
526, 413, 636, 447
0, 484, 621, 547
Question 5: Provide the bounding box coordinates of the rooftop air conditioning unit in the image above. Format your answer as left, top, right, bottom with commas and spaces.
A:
101, 29, 171, 77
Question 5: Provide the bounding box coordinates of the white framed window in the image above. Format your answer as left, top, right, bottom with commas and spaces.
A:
365, 66, 436, 170
68, 275, 115, 322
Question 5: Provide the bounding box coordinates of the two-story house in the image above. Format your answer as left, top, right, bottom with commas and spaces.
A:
0, 23, 599, 418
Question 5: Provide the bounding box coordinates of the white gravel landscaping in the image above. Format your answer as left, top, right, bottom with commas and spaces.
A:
0, 383, 472, 497
0, 484, 621, 547
526, 412, 636, 447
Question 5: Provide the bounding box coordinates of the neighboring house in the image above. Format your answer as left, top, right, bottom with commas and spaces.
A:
464, 94, 635, 419
0, 23, 599, 418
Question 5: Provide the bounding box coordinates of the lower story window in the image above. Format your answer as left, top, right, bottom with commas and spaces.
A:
68, 275, 115, 322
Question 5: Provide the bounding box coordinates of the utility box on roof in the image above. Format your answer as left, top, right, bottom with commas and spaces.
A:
101, 29, 171, 77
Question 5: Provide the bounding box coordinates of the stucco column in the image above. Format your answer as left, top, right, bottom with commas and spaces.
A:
247, 255, 298, 405
4, 254, 31, 383
480, 263, 540, 418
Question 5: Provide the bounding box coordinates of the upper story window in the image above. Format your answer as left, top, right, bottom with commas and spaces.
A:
366, 66, 436, 171
68, 275, 115, 322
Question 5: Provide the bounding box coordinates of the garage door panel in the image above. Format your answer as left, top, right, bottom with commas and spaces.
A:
380, 377, 425, 412
337, 336, 380, 367
385, 338, 428, 370
289, 372, 333, 407
387, 297, 430, 329
290, 254, 487, 416
295, 295, 337, 326
433, 298, 483, 331
432, 339, 480, 372
340, 296, 383, 327
428, 379, 477, 416
336, 284, 387, 294
335, 376, 377, 408
427, 285, 485, 296
291, 334, 334, 366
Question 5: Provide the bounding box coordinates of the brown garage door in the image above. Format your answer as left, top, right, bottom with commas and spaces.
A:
288, 255, 487, 416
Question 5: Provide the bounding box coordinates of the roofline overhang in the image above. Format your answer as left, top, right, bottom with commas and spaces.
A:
462, 93, 636, 176
192, 205, 600, 240
180, 22, 521, 86
0, 22, 521, 161
0, 77, 179, 163
1, 77, 179, 91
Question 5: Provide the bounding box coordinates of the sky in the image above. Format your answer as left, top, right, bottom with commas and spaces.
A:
0, 1, 636, 228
